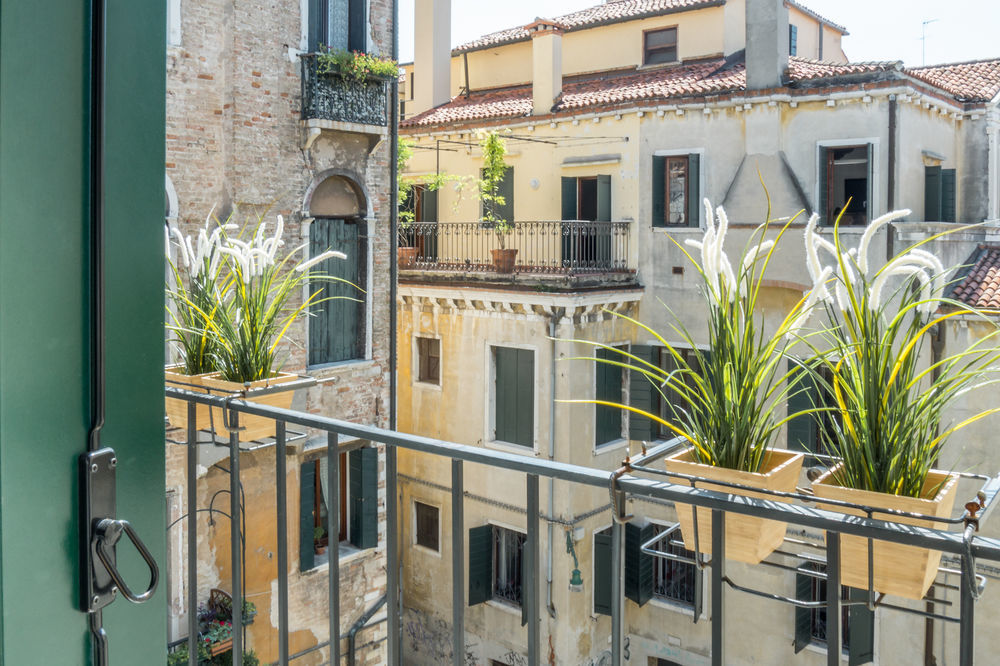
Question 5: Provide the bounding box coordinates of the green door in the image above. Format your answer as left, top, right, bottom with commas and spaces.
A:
0, 1, 166, 663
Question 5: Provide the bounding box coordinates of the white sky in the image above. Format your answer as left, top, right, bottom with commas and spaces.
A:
398, 0, 1000, 68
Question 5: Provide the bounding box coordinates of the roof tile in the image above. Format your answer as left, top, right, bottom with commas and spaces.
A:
949, 246, 1000, 310
907, 59, 1000, 103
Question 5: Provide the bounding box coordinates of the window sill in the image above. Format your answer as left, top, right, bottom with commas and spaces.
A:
593, 438, 628, 456
307, 358, 375, 382
486, 598, 523, 617
303, 542, 370, 574
649, 596, 697, 618
412, 543, 442, 559
487, 439, 537, 456
413, 380, 442, 392
651, 226, 703, 234
804, 642, 851, 659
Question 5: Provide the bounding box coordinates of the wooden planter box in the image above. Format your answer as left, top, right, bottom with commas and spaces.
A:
164, 364, 213, 431
200, 371, 299, 442
209, 638, 233, 657
665, 447, 804, 564
811, 466, 959, 600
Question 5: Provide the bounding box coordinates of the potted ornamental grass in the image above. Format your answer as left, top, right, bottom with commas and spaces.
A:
798, 210, 1000, 599
571, 201, 816, 564
479, 131, 517, 273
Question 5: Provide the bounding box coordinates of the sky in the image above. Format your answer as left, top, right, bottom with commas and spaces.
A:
398, 0, 1000, 68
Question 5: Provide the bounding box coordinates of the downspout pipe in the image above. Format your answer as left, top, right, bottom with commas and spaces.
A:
546, 308, 565, 620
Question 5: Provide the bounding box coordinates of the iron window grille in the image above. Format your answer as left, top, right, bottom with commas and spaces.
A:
651, 524, 698, 607
492, 525, 526, 606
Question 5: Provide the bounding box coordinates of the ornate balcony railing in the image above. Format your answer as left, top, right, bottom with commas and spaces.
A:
300, 54, 389, 127
398, 220, 633, 275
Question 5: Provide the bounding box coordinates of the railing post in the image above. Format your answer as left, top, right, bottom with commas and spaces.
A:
328, 432, 340, 666
826, 531, 841, 666
960, 536, 976, 666
229, 409, 242, 662
527, 474, 540, 666
186, 402, 198, 666
387, 443, 400, 665
276, 422, 289, 665
611, 503, 624, 666
711, 510, 725, 666
452, 460, 465, 666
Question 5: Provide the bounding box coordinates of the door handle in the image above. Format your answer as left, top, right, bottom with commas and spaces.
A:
94, 518, 159, 603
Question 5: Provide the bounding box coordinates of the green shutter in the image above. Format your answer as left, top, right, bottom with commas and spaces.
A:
308, 220, 331, 364
794, 566, 813, 653
652, 156, 667, 227
422, 188, 439, 261
348, 0, 366, 52
495, 347, 514, 443
593, 531, 613, 616
848, 587, 875, 665
468, 525, 494, 605
818, 147, 830, 223
499, 166, 515, 224
624, 522, 653, 606
308, 218, 362, 365
865, 143, 874, 224
561, 177, 578, 220
786, 358, 819, 462
422, 187, 439, 222
942, 168, 957, 223
597, 174, 612, 222
925, 165, 942, 221
516, 349, 534, 447
629, 345, 658, 442
300, 462, 316, 571
308, 0, 325, 50
687, 154, 700, 227
349, 446, 378, 549
596, 348, 623, 446
789, 24, 798, 56
495, 348, 533, 447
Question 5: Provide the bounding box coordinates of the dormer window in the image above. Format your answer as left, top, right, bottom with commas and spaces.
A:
643, 27, 678, 65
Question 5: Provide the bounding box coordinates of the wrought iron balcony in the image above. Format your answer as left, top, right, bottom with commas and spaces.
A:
164, 387, 1000, 666
300, 54, 389, 127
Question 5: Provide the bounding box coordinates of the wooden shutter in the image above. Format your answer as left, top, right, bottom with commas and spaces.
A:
422, 188, 439, 261
652, 156, 667, 227
349, 446, 378, 549
498, 166, 515, 224
308, 219, 331, 365
629, 345, 658, 442
865, 143, 874, 224
818, 147, 832, 223
596, 174, 612, 222
942, 168, 957, 223
468, 525, 493, 605
308, 0, 327, 50
793, 566, 813, 653
308, 218, 362, 365
495, 348, 533, 447
848, 587, 875, 665
593, 530, 613, 616
595, 347, 623, 446
300, 462, 316, 571
624, 522, 653, 606
924, 165, 942, 221
561, 177, 578, 220
687, 154, 700, 227
347, 0, 366, 52
786, 358, 818, 462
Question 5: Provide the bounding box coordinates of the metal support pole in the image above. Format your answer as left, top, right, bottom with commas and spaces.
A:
229, 411, 242, 661
387, 444, 400, 665
527, 474, 540, 666
276, 422, 289, 665
711, 510, 725, 666
452, 460, 465, 666
960, 543, 975, 666
826, 532, 842, 666
186, 403, 198, 666
611, 515, 624, 666
329, 433, 340, 666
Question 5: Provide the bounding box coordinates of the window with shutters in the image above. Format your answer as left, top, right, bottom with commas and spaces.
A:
786, 359, 838, 465
416, 337, 440, 385
818, 144, 873, 226
480, 166, 514, 227
413, 500, 440, 552
643, 27, 678, 65
308, 0, 368, 53
491, 346, 534, 448
400, 184, 439, 261
492, 526, 525, 607
595, 346, 626, 447
650, 524, 698, 607
789, 24, 798, 56
308, 217, 366, 366
655, 347, 703, 439
924, 165, 957, 222
561, 175, 613, 268
652, 153, 700, 228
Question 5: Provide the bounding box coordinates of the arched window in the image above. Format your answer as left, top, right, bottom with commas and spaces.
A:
306, 173, 367, 366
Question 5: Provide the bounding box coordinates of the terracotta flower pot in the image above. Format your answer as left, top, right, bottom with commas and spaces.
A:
164, 364, 213, 431
491, 248, 518, 273
200, 371, 300, 442
398, 245, 419, 269
811, 466, 959, 600
665, 447, 804, 564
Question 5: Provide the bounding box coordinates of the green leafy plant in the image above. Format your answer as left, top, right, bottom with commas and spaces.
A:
316, 47, 399, 81
567, 200, 814, 472
314, 525, 327, 542
478, 131, 512, 249
797, 210, 1000, 497
167, 641, 212, 666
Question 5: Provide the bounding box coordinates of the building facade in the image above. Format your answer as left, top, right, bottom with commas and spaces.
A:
164, 0, 395, 663
397, 0, 1000, 664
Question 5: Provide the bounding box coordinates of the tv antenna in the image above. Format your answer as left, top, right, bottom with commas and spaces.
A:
921, 18, 939, 66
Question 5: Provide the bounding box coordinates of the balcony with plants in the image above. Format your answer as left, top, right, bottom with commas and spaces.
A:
300, 48, 396, 129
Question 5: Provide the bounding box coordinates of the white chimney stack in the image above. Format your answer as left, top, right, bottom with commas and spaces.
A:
527, 19, 566, 116
745, 0, 788, 90
413, 0, 452, 114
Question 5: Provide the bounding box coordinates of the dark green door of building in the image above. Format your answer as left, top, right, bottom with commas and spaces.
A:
1, 1, 166, 663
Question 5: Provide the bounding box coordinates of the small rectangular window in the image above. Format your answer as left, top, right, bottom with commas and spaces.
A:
804, 562, 851, 649
651, 524, 698, 606
492, 525, 526, 606
820, 144, 872, 226
414, 501, 439, 551
644, 27, 678, 65
666, 157, 689, 226
416, 337, 440, 384
789, 24, 798, 56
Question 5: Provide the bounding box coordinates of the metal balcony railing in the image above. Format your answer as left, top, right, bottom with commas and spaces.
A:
164, 387, 1000, 666
398, 220, 633, 275
300, 54, 389, 127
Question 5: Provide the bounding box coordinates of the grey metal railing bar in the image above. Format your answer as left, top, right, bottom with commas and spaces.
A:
451, 460, 465, 666
276, 422, 290, 664
711, 510, 726, 666
526, 474, 540, 666
229, 408, 243, 661
328, 431, 340, 666
387, 442, 400, 665
826, 532, 841, 666
186, 402, 198, 666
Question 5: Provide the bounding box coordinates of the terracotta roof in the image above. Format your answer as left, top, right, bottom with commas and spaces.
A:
454, 0, 846, 53
907, 58, 1000, 103
950, 245, 1000, 310
401, 56, 900, 129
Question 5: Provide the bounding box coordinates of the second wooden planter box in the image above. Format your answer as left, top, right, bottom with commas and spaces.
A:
811, 466, 959, 600
164, 364, 213, 431
665, 447, 804, 564
200, 371, 300, 442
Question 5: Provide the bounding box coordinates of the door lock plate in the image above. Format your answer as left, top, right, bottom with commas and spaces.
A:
80, 447, 117, 612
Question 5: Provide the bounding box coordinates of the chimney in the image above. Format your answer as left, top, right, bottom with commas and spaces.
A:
745, 0, 789, 90
413, 0, 452, 114
527, 19, 566, 116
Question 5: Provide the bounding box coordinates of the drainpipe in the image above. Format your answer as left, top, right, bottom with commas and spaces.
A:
887, 95, 898, 259
546, 308, 565, 620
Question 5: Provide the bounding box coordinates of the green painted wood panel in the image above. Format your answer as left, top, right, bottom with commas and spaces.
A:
468, 525, 493, 606
300, 463, 317, 571
628, 346, 657, 441
687, 154, 700, 227
308, 218, 362, 365
350, 447, 378, 549
941, 168, 957, 223
624, 522, 652, 606
0, 0, 166, 662
925, 165, 942, 222
592, 530, 612, 616
494, 347, 533, 447
595, 348, 623, 447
